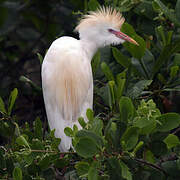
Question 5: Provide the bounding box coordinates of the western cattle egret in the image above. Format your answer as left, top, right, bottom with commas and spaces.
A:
42, 7, 138, 152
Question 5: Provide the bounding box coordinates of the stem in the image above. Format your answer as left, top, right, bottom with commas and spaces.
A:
30, 149, 76, 154
134, 158, 167, 175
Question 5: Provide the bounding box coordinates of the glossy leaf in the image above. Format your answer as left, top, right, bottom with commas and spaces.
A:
170, 66, 179, 79
164, 134, 180, 149
121, 23, 146, 59
175, 0, 180, 22
88, 0, 100, 11
34, 117, 43, 140
86, 108, 94, 122
119, 96, 134, 122
76, 130, 103, 148
8, 88, 18, 115
64, 127, 74, 137
127, 80, 152, 98
75, 161, 89, 176
88, 162, 99, 180
121, 127, 139, 150
101, 62, 114, 81
112, 47, 130, 68
157, 113, 180, 132
75, 137, 99, 158
16, 135, 30, 148
91, 51, 101, 75
37, 52, 43, 65
108, 81, 116, 108
144, 150, 155, 164
13, 167, 22, 180
78, 117, 86, 128
0, 96, 6, 114
116, 71, 126, 99
119, 160, 132, 180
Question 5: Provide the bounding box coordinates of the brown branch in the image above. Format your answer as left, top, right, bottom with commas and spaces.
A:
134, 158, 168, 175
30, 149, 76, 154
156, 153, 178, 166
172, 127, 180, 135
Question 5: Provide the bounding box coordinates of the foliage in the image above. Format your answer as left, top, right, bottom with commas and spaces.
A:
0, 0, 180, 179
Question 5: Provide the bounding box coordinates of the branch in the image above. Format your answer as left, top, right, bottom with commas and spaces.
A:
134, 158, 168, 175
156, 153, 178, 166
30, 149, 76, 154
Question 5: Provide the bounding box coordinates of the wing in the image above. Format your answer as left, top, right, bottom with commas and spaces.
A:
42, 37, 93, 151
42, 41, 92, 122
56, 52, 92, 121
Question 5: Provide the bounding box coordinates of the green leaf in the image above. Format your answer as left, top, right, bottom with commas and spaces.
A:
157, 113, 180, 132
112, 47, 131, 68
119, 96, 134, 122
34, 117, 43, 140
164, 134, 180, 149
78, 117, 86, 128
121, 127, 139, 151
173, 53, 180, 66
75, 161, 89, 177
127, 80, 152, 98
144, 150, 155, 164
162, 161, 180, 177
38, 155, 52, 170
170, 66, 179, 79
177, 159, 180, 170
88, 162, 99, 180
13, 167, 22, 180
73, 124, 78, 134
8, 88, 18, 115
37, 52, 43, 65
154, 0, 180, 27
119, 160, 132, 180
107, 157, 121, 179
91, 51, 101, 74
64, 127, 74, 137
134, 117, 156, 135
0, 96, 6, 114
88, 0, 100, 11
75, 137, 99, 158
156, 25, 166, 46
86, 108, 94, 122
153, 40, 180, 76
76, 130, 103, 148
90, 117, 103, 136
121, 23, 146, 59
19, 76, 42, 92
175, 0, 180, 22
101, 62, 114, 81
158, 73, 166, 84
150, 141, 167, 156
116, 72, 126, 99
108, 81, 116, 108
16, 135, 30, 148
54, 158, 69, 169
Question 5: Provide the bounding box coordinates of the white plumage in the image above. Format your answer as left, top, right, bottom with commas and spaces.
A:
42, 7, 138, 152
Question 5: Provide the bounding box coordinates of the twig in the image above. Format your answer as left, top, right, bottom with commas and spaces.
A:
30, 149, 76, 154
156, 153, 178, 166
172, 127, 180, 135
134, 158, 168, 175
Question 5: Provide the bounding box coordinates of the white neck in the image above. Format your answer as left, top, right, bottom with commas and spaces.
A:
80, 39, 99, 61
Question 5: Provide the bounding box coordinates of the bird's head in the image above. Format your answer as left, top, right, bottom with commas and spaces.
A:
75, 7, 138, 47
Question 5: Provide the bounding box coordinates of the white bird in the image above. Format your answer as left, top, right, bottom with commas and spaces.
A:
42, 7, 138, 152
